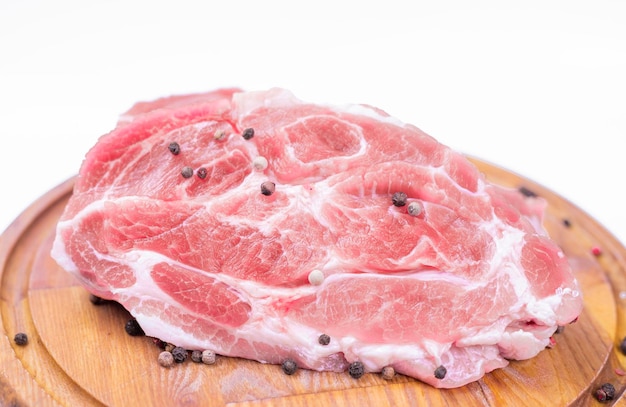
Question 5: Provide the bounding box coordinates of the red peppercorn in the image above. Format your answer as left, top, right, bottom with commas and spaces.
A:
152, 338, 167, 349
594, 383, 615, 402
592, 246, 602, 257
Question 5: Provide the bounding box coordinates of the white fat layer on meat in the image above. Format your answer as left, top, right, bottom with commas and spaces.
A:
481, 218, 525, 277
50, 229, 78, 273
338, 339, 447, 371
332, 103, 407, 127
55, 199, 108, 228
134, 312, 196, 345
51, 199, 111, 278
455, 317, 514, 347
497, 329, 550, 360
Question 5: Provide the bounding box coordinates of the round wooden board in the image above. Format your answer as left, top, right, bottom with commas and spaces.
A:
1, 158, 625, 407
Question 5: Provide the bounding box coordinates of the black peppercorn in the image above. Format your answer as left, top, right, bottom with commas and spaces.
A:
261, 181, 276, 196
281, 358, 297, 375
197, 167, 207, 179
171, 346, 188, 363
562, 218, 571, 228
181, 166, 193, 179
434, 365, 447, 379
348, 361, 365, 379
89, 293, 107, 305
620, 336, 626, 355
518, 186, 538, 198
14, 332, 28, 346
124, 318, 145, 336
602, 383, 616, 400
594, 383, 616, 402
242, 128, 255, 140
318, 334, 331, 346
392, 192, 407, 207
168, 142, 181, 155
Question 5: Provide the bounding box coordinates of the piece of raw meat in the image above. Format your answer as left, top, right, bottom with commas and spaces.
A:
51, 88, 582, 388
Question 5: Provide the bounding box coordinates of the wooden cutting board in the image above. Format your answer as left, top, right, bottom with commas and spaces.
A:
1, 158, 625, 407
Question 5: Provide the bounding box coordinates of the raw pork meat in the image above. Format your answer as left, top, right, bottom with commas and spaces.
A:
51, 88, 582, 388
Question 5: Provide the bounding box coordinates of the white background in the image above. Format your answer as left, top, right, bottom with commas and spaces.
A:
1, 1, 625, 245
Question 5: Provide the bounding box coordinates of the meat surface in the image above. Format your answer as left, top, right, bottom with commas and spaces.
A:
51, 88, 582, 388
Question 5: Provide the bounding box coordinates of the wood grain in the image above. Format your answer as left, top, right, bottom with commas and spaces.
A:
1, 158, 625, 406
